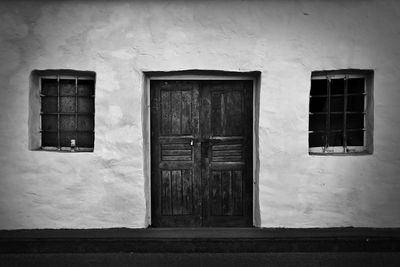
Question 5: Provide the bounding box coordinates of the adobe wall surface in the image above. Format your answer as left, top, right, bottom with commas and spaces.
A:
0, 0, 400, 228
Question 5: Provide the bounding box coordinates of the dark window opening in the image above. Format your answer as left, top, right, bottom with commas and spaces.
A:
40, 75, 95, 152
309, 70, 373, 154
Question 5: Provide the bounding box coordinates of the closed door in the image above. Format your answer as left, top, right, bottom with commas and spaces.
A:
150, 80, 253, 227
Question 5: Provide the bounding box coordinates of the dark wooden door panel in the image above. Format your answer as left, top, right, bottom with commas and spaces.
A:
151, 80, 252, 227
151, 81, 201, 227
210, 169, 243, 216
201, 81, 253, 227
160, 169, 193, 215
160, 89, 193, 135
211, 90, 244, 136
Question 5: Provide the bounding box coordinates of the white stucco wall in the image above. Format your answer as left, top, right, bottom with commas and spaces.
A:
0, 0, 400, 229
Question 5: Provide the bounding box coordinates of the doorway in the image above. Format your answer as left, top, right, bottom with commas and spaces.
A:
150, 80, 253, 227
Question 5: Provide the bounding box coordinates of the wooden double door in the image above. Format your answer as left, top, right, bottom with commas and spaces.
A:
151, 80, 253, 227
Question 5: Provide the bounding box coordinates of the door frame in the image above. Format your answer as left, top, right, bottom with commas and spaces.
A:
143, 70, 261, 227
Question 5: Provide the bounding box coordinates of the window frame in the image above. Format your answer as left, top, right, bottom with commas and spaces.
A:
39, 74, 95, 152
309, 69, 373, 155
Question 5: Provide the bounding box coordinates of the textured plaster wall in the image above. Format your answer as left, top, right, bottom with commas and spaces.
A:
0, 0, 400, 229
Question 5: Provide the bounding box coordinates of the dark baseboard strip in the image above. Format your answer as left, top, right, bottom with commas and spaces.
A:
1, 228, 400, 253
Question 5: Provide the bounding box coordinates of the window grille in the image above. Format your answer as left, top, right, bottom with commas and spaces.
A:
309, 70, 373, 154
40, 75, 95, 151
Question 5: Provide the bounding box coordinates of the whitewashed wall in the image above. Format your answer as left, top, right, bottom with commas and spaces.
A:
0, 0, 400, 229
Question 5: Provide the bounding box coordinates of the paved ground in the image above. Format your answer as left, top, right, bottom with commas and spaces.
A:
1, 253, 400, 267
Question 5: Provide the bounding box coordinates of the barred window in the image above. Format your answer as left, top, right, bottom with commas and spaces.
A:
40, 74, 95, 151
309, 70, 373, 154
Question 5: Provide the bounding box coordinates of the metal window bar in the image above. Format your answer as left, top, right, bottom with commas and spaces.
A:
75, 77, 78, 148
343, 75, 348, 152
310, 111, 365, 115
310, 128, 365, 134
57, 75, 60, 150
325, 78, 331, 150
41, 112, 93, 115
39, 78, 43, 148
310, 93, 366, 98
363, 78, 367, 148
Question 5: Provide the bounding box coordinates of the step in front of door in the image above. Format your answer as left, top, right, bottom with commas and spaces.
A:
1, 228, 400, 253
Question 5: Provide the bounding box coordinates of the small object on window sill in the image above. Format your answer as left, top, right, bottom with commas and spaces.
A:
322, 146, 334, 153
71, 139, 76, 152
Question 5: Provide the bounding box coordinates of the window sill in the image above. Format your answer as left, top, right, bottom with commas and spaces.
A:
39, 147, 94, 152
309, 151, 371, 156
